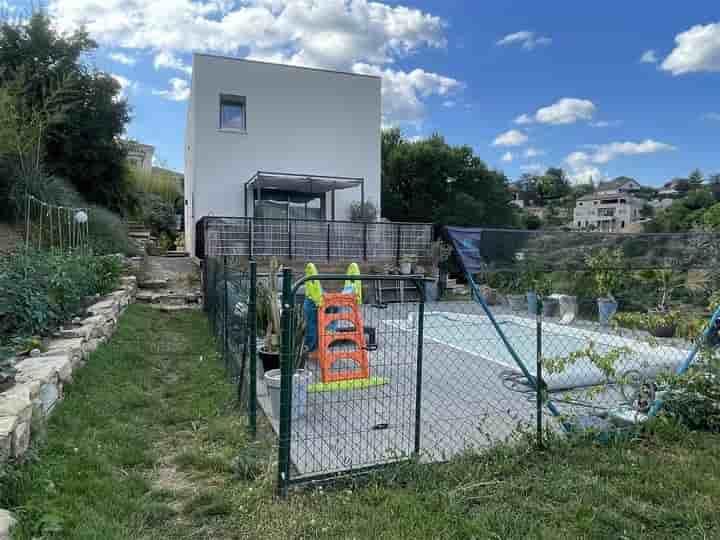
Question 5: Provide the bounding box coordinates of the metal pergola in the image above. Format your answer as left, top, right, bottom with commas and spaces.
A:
243, 171, 365, 220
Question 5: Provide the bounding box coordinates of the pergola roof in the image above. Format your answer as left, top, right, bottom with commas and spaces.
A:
245, 171, 363, 194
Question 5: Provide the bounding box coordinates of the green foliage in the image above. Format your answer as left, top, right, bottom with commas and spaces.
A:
648, 189, 716, 232
381, 129, 513, 227
349, 201, 378, 222
585, 248, 624, 299
126, 167, 181, 208
0, 14, 130, 210
0, 250, 122, 337
544, 341, 632, 381
87, 205, 138, 255
141, 194, 176, 239
613, 310, 681, 334
664, 353, 720, 432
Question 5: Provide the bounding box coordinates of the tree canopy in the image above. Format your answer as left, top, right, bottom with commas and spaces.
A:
0, 14, 129, 210
381, 129, 514, 227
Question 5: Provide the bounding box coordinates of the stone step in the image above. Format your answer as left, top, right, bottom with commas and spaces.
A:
148, 304, 202, 312
129, 231, 152, 239
138, 279, 169, 290
164, 251, 189, 258
136, 291, 202, 305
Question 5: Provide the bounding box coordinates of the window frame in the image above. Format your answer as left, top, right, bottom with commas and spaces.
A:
219, 94, 247, 133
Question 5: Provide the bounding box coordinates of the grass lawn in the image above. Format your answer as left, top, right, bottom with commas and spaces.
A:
2, 305, 720, 539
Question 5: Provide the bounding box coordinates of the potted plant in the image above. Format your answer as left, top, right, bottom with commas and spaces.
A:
585, 248, 623, 325
501, 273, 526, 312
399, 255, 416, 275
258, 258, 282, 372
639, 267, 684, 337
476, 262, 500, 305
430, 240, 452, 300
520, 261, 543, 316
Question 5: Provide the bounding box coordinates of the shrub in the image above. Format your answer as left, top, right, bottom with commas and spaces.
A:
350, 201, 378, 222
88, 206, 139, 256
0, 250, 122, 337
141, 194, 176, 240
664, 353, 720, 432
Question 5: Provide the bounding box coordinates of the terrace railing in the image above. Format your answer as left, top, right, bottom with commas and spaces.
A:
196, 216, 434, 262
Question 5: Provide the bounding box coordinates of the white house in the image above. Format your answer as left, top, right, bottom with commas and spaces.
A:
184, 54, 382, 255
123, 141, 155, 173
573, 178, 645, 232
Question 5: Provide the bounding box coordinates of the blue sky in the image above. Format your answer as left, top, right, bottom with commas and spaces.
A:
14, 0, 719, 186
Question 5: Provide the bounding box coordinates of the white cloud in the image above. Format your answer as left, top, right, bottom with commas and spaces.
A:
563, 139, 675, 184
640, 49, 658, 64
442, 100, 456, 108
492, 129, 528, 147
514, 113, 533, 125
501, 151, 513, 162
109, 52, 137, 65
154, 51, 192, 75
353, 63, 462, 127
152, 78, 190, 101
589, 139, 676, 164
524, 147, 544, 158
518, 98, 596, 125
702, 112, 720, 121
496, 31, 551, 50
50, 0, 456, 126
110, 73, 138, 98
661, 22, 720, 75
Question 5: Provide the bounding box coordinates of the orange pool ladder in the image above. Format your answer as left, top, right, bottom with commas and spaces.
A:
316, 292, 370, 383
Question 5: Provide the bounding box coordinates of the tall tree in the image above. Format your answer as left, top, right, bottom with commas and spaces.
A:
688, 168, 704, 189
0, 14, 130, 210
381, 130, 513, 227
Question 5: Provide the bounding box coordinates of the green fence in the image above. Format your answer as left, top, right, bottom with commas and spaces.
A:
204, 257, 258, 437
202, 230, 720, 496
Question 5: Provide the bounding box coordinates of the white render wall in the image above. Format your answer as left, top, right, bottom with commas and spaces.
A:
185, 54, 381, 255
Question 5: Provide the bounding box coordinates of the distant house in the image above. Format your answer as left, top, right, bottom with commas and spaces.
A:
573, 178, 644, 232
658, 178, 688, 198
123, 141, 155, 173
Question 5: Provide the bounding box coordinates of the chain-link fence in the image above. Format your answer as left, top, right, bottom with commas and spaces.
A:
203, 257, 259, 436
203, 228, 720, 496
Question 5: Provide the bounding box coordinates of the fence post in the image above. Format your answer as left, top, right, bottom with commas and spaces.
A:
536, 296, 543, 449
414, 278, 425, 456
277, 268, 294, 498
395, 226, 401, 266
249, 219, 254, 259
326, 222, 331, 261
363, 222, 368, 261
223, 256, 229, 374
248, 261, 258, 438
288, 220, 293, 259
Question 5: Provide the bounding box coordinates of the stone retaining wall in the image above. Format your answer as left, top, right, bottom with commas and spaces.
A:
0, 275, 138, 539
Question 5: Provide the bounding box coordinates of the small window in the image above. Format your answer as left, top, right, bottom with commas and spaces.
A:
219, 94, 246, 131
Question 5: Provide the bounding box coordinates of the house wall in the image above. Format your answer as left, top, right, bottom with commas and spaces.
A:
185, 54, 381, 255
573, 195, 644, 232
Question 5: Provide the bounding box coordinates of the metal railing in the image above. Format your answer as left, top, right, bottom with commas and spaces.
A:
196, 216, 433, 261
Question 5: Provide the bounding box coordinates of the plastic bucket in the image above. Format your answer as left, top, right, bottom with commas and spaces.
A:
264, 369, 282, 418
263, 368, 312, 419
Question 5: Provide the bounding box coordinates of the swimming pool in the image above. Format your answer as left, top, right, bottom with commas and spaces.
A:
386, 311, 688, 391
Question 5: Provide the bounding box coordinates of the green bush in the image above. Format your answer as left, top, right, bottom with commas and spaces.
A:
88, 206, 139, 256
0, 250, 122, 337
142, 194, 176, 240
664, 354, 720, 432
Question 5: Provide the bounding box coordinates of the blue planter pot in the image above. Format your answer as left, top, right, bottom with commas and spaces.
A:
527, 291, 538, 316
597, 298, 618, 325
